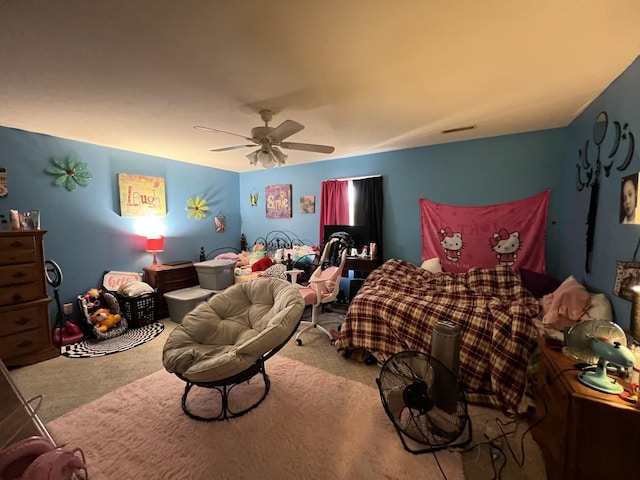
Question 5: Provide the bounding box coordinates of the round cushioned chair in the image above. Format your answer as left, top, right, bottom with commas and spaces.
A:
162, 277, 304, 421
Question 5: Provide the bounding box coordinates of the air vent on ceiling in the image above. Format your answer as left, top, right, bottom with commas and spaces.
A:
442, 125, 476, 134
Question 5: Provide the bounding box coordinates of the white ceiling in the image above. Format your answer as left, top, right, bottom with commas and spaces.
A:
1, 0, 639, 173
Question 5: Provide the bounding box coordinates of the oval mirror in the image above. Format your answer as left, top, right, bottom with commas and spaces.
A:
593, 111, 608, 145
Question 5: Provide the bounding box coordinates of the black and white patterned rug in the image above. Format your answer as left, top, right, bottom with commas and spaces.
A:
61, 322, 165, 358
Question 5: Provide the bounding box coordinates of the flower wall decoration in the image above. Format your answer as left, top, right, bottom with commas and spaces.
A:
45, 156, 92, 191
186, 195, 209, 220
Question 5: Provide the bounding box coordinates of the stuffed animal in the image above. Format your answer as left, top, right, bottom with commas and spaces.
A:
90, 308, 122, 333
82, 288, 102, 309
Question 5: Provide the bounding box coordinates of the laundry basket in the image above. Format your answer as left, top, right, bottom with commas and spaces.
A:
118, 291, 156, 328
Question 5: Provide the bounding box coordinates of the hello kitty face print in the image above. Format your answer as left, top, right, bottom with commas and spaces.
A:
489, 228, 521, 267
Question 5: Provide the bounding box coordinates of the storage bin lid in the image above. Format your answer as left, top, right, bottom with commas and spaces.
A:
193, 259, 237, 270
164, 286, 215, 301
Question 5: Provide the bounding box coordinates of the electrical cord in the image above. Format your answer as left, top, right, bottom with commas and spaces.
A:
457, 366, 577, 479
481, 366, 578, 477
490, 444, 506, 479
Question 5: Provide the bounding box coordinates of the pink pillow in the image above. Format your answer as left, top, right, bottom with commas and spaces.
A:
541, 276, 590, 329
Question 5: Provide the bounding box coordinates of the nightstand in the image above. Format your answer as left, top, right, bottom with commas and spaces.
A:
144, 263, 199, 319
531, 336, 640, 480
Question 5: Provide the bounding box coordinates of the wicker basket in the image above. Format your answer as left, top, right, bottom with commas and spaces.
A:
118, 292, 156, 328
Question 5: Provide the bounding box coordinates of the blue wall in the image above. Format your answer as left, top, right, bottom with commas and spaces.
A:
0, 128, 240, 314
2, 55, 640, 331
558, 56, 640, 329
240, 129, 565, 270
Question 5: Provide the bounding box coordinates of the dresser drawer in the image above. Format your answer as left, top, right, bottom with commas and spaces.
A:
0, 300, 50, 335
0, 325, 51, 360
0, 236, 37, 266
0, 263, 41, 287
160, 272, 199, 290
0, 283, 44, 306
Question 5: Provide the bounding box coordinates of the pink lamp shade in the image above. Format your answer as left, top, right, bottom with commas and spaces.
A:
146, 235, 164, 266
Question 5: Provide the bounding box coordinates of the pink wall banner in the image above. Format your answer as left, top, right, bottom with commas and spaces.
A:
420, 190, 550, 273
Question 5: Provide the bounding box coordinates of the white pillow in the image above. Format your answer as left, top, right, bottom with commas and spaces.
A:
585, 293, 613, 322
421, 257, 442, 274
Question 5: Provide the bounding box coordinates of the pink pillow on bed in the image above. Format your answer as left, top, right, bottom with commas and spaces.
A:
541, 276, 590, 329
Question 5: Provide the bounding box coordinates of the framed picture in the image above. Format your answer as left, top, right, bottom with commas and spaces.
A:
215, 213, 226, 233
118, 174, 166, 217
265, 184, 292, 218
613, 260, 640, 301
300, 195, 315, 214
620, 173, 639, 224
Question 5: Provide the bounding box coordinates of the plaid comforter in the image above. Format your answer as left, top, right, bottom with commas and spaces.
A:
336, 259, 541, 412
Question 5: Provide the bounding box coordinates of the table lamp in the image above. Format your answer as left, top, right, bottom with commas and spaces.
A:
146, 235, 164, 267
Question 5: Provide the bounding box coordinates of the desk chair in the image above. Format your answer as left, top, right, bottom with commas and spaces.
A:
295, 248, 348, 346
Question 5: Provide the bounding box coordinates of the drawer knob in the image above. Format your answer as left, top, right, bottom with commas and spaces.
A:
12, 294, 23, 303
12, 271, 26, 279
10, 241, 25, 248
16, 317, 30, 325
18, 340, 33, 349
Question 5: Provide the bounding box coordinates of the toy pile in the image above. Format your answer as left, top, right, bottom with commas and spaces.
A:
76, 288, 128, 340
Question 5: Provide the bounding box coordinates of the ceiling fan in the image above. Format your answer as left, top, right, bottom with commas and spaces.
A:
194, 109, 335, 168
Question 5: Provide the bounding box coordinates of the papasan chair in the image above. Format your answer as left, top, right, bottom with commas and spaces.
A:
162, 277, 304, 421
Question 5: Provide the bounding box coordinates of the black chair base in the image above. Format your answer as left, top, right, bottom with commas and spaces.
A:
178, 360, 271, 422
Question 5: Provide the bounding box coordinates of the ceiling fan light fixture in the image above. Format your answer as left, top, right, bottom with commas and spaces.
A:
199, 110, 333, 167
246, 150, 259, 166
246, 144, 287, 169
272, 146, 287, 166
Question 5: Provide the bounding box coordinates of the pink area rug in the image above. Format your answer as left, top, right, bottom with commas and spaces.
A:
47, 356, 464, 479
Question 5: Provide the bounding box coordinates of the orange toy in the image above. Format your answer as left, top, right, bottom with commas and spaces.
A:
90, 308, 122, 333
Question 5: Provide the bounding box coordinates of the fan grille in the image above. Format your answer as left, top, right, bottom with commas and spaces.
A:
378, 351, 467, 447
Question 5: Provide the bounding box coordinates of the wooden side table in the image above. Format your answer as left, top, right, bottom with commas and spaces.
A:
343, 257, 382, 278
144, 263, 199, 319
531, 336, 640, 480
343, 257, 382, 302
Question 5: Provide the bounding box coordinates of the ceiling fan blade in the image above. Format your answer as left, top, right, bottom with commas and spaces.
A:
194, 125, 256, 143
209, 145, 255, 153
281, 141, 335, 154
268, 120, 304, 142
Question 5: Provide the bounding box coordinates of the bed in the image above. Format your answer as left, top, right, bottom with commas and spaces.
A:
335, 258, 543, 413
200, 230, 319, 284
336, 256, 615, 414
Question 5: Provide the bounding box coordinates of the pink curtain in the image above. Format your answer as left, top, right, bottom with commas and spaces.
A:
319, 180, 349, 245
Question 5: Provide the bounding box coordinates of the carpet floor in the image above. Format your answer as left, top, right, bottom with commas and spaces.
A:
47, 355, 465, 480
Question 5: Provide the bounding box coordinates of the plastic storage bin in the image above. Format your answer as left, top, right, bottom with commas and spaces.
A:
193, 259, 236, 291
164, 286, 215, 324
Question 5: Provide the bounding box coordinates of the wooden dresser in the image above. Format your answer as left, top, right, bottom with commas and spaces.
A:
144, 263, 199, 319
0, 230, 58, 367
532, 337, 640, 480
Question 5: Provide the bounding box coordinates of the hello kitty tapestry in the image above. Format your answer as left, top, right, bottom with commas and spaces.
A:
420, 190, 549, 274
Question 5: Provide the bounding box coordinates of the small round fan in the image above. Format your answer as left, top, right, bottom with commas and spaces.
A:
376, 351, 471, 454
564, 319, 635, 394
564, 318, 626, 365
